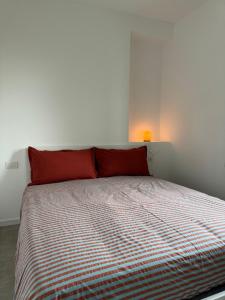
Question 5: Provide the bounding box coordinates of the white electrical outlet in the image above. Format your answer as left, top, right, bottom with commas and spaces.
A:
5, 161, 19, 170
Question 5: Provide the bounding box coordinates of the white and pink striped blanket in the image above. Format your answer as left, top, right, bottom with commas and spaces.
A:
15, 176, 225, 299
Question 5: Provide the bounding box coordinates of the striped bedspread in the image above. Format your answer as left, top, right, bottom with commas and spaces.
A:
15, 176, 225, 300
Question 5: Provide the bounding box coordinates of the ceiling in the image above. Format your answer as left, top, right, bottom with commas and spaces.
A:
82, 0, 207, 23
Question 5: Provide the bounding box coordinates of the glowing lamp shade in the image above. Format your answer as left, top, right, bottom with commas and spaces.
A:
143, 130, 152, 142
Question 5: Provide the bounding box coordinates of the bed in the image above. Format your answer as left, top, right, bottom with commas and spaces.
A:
15, 176, 225, 299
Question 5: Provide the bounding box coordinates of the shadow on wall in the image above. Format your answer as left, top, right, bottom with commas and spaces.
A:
148, 142, 175, 181
0, 149, 30, 222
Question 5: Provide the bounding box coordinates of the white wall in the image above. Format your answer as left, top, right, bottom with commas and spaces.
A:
160, 0, 225, 199
0, 0, 173, 223
129, 33, 163, 142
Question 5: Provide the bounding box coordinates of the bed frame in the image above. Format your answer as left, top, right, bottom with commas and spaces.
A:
15, 143, 225, 300
204, 291, 225, 300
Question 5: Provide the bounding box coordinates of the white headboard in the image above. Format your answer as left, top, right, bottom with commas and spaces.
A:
23, 142, 173, 182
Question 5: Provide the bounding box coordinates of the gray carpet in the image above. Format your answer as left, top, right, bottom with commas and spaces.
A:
0, 225, 18, 300
0, 224, 224, 300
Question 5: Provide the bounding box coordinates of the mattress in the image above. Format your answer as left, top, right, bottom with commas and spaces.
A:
15, 176, 225, 299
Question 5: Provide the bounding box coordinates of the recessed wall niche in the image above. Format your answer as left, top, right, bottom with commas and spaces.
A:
129, 32, 164, 142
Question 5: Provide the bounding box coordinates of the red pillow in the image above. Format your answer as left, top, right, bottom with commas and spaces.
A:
94, 146, 149, 177
28, 147, 97, 185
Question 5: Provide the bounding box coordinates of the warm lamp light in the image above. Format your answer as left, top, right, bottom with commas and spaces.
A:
143, 130, 152, 142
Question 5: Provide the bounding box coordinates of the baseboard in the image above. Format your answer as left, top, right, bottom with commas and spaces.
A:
0, 218, 20, 227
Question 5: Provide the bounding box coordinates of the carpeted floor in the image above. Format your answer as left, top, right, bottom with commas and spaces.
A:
0, 224, 224, 300
0, 225, 18, 300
